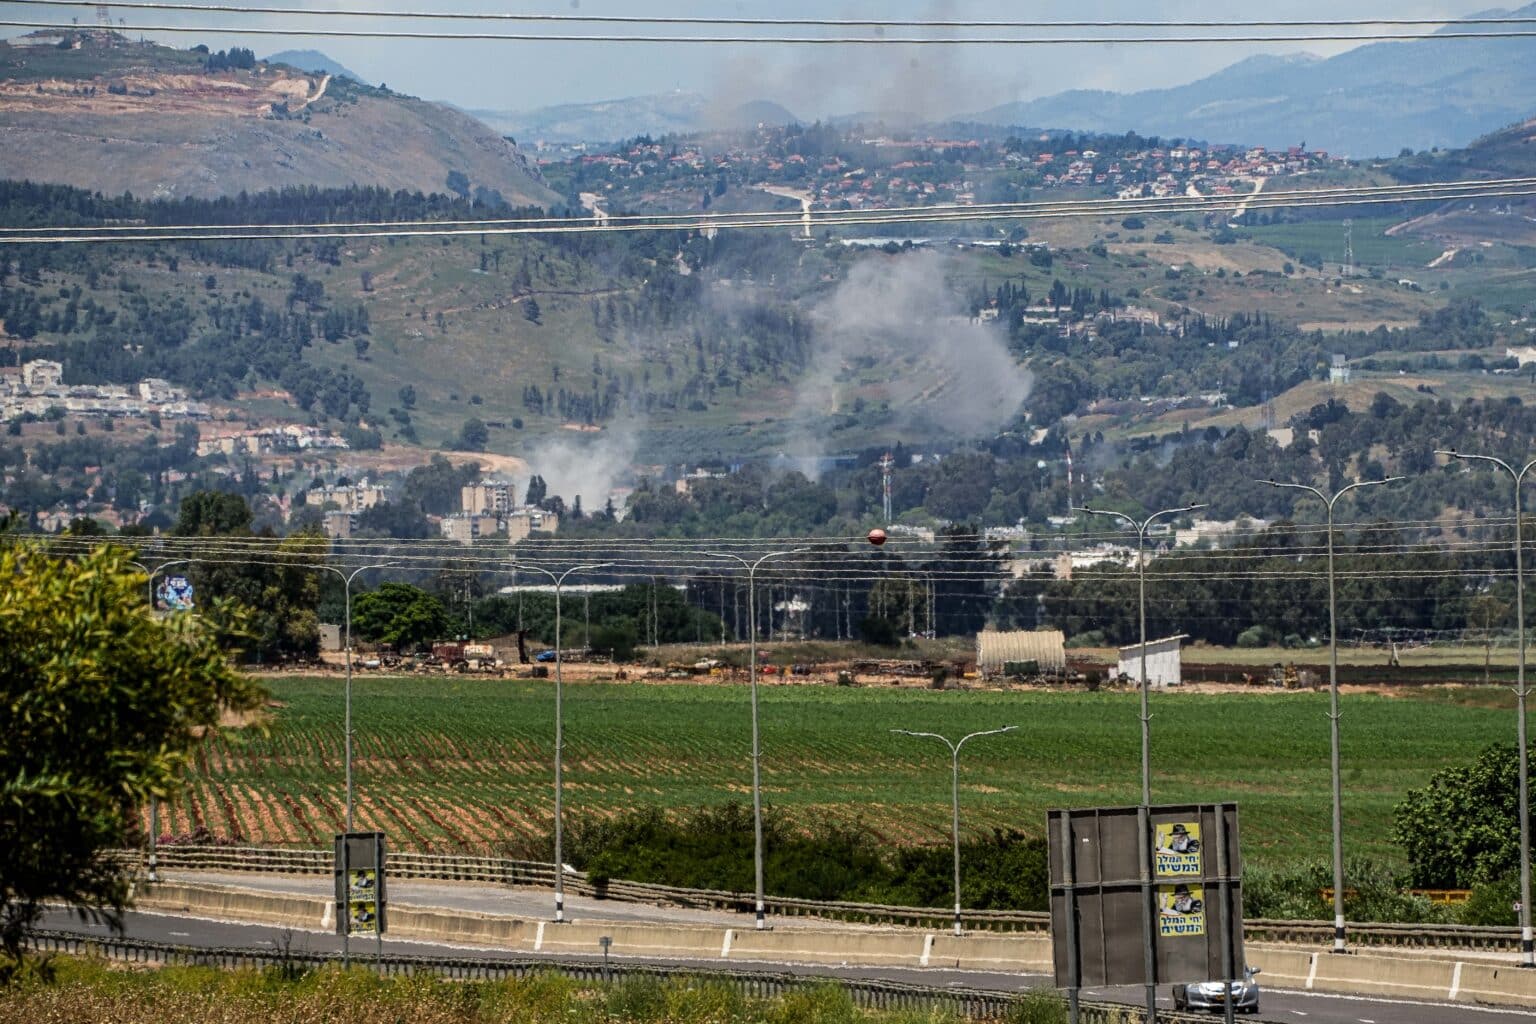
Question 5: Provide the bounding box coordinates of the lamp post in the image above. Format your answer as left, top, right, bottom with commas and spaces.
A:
708, 548, 810, 930
1435, 450, 1535, 968
130, 557, 191, 884
1075, 504, 1205, 804
313, 563, 399, 835
1262, 476, 1400, 954
891, 726, 1016, 935
314, 560, 396, 972
513, 562, 612, 924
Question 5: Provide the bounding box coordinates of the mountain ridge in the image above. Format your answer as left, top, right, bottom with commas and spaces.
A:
0, 34, 557, 206
963, 3, 1536, 155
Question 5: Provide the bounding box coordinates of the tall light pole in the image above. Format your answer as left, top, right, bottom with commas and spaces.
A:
708, 548, 810, 930
1262, 476, 1400, 955
1436, 450, 1535, 968
891, 726, 1016, 935
514, 561, 612, 924
313, 563, 399, 835
130, 557, 191, 884
1075, 504, 1205, 804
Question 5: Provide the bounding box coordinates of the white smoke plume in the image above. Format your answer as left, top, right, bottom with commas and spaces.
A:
522, 421, 641, 512
788, 248, 1032, 468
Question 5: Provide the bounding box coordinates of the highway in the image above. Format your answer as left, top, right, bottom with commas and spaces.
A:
33, 904, 1531, 1024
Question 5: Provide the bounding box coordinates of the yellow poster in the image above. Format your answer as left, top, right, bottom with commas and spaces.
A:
1153, 821, 1202, 878
1158, 884, 1206, 937
348, 869, 376, 898
349, 898, 378, 935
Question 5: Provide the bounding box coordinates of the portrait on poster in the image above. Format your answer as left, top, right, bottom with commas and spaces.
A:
1153, 821, 1202, 877
1158, 883, 1207, 937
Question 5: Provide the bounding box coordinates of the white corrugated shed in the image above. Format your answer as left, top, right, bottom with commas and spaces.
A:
1117, 634, 1189, 688
976, 629, 1067, 673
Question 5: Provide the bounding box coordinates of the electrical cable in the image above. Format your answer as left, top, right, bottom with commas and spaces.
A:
9, 174, 1534, 235
7, 180, 1536, 243
13, 16, 1536, 44
24, 1, 1536, 32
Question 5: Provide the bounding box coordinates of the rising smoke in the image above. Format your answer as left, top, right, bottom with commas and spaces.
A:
522, 421, 641, 513
787, 248, 1032, 471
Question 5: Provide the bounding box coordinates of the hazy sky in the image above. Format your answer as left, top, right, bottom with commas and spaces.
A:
1, 1, 1510, 116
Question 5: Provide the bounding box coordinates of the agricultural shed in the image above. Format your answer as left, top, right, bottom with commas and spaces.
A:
319, 623, 342, 652
1117, 634, 1189, 688
976, 629, 1066, 675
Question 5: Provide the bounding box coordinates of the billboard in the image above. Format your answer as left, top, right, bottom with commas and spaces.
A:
1048, 803, 1243, 990
333, 831, 387, 936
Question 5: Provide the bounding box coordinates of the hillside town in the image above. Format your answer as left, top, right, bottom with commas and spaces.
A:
556, 122, 1343, 216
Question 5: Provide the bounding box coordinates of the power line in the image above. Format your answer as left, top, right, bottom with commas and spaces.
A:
23, 1, 1536, 32
10, 175, 1534, 236
11, 16, 1536, 44
7, 180, 1536, 244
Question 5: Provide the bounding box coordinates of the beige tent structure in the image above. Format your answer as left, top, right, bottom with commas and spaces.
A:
976, 629, 1067, 675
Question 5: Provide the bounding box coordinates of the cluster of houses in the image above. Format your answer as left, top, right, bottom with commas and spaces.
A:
0, 360, 210, 423
1018, 144, 1338, 198
196, 424, 352, 458
564, 126, 1344, 222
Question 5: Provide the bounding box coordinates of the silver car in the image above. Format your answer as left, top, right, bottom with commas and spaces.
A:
1172, 966, 1261, 1014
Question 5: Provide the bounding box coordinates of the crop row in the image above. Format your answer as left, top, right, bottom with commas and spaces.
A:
147, 676, 1516, 865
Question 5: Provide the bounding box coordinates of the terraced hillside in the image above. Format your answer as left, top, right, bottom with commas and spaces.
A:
0, 32, 555, 206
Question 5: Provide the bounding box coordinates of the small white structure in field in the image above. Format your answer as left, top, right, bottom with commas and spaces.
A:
1117, 634, 1189, 688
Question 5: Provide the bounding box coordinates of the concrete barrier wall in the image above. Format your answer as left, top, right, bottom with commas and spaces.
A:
132, 882, 1536, 1010
727, 927, 922, 966
929, 932, 1051, 971
135, 882, 327, 930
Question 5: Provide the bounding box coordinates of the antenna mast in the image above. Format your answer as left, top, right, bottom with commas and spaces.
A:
878, 451, 895, 524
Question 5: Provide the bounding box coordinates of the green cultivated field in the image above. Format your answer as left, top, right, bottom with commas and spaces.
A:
176, 676, 1515, 873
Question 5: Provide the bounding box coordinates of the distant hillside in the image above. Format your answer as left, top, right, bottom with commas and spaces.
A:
476, 91, 799, 144
0, 33, 557, 205
1385, 116, 1536, 246
965, 3, 1536, 156
264, 49, 371, 86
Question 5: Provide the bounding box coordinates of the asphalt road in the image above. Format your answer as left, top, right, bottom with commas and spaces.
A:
33, 907, 1531, 1024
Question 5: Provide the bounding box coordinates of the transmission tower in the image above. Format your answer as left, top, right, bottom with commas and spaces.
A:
878, 451, 895, 524
1343, 219, 1354, 277
96, 5, 111, 28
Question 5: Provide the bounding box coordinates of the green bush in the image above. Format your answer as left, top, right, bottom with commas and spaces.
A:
1461, 874, 1519, 926
1003, 989, 1070, 1024
1242, 857, 1451, 924
568, 805, 1050, 911
1235, 625, 1273, 648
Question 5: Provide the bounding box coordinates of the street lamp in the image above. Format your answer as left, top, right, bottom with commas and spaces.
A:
1435, 450, 1535, 968
1075, 504, 1205, 804
1262, 476, 1399, 955
708, 548, 810, 930
313, 563, 399, 835
891, 726, 1016, 935
313, 560, 396, 972
513, 561, 612, 924
129, 557, 191, 884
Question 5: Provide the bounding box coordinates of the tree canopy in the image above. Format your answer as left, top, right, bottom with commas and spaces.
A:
0, 544, 262, 972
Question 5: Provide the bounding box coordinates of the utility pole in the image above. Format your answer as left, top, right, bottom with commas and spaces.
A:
1263, 476, 1400, 954
1075, 504, 1205, 805
1436, 451, 1536, 968
709, 549, 810, 930
879, 451, 895, 524
892, 726, 1017, 935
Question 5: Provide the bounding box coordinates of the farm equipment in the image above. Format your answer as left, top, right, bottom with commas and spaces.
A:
429, 642, 501, 672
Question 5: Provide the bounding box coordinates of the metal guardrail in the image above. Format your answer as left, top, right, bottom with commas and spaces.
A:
23, 928, 1199, 1024
121, 845, 1522, 949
